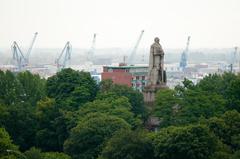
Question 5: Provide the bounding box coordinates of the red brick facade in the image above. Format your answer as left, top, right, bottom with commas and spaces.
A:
101, 72, 132, 87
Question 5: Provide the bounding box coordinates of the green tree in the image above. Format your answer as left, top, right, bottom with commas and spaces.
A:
24, 147, 43, 159
196, 73, 240, 111
100, 129, 155, 159
43, 152, 71, 159
0, 70, 23, 105
207, 110, 240, 150
35, 98, 68, 151
46, 68, 98, 110
154, 89, 181, 127
0, 127, 19, 158
64, 113, 131, 159
77, 97, 142, 128
0, 104, 9, 127
24, 147, 72, 159
16, 71, 46, 106
153, 125, 220, 159
225, 76, 240, 111
98, 81, 145, 118
232, 150, 240, 159
178, 89, 226, 124
3, 104, 37, 151
0, 70, 46, 106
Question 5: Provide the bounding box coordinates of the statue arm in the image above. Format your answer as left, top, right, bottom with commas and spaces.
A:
149, 46, 154, 68
150, 46, 154, 54
160, 45, 164, 56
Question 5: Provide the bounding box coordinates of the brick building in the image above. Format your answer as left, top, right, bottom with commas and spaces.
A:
101, 65, 148, 92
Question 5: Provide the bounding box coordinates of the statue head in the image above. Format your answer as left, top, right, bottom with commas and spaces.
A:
154, 37, 160, 43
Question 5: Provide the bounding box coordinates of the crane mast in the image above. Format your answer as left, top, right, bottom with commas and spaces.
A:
229, 47, 238, 72
128, 30, 144, 65
87, 33, 96, 61
230, 47, 238, 65
55, 41, 72, 71
12, 41, 27, 71
180, 36, 191, 70
26, 32, 38, 64
11, 32, 38, 71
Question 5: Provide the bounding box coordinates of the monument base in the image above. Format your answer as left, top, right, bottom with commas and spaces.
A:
143, 84, 168, 104
143, 84, 168, 130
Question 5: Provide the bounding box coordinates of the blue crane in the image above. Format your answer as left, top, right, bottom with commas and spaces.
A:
55, 41, 72, 71
127, 30, 144, 65
179, 36, 191, 70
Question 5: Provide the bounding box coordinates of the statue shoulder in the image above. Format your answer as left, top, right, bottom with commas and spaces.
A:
151, 43, 158, 48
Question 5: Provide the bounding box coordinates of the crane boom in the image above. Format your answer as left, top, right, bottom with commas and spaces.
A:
230, 47, 238, 65
55, 41, 72, 71
12, 41, 27, 71
87, 33, 97, 61
26, 32, 38, 64
180, 36, 191, 70
128, 30, 144, 65
229, 46, 238, 72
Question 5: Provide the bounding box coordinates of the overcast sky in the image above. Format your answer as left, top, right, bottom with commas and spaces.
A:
0, 0, 239, 49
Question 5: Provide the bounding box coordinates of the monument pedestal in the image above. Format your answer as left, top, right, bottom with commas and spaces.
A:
143, 84, 168, 104
143, 84, 168, 130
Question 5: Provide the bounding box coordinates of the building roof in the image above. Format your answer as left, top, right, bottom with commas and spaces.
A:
104, 65, 148, 69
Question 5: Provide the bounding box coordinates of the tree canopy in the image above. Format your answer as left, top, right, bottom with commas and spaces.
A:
0, 70, 240, 159
64, 113, 131, 159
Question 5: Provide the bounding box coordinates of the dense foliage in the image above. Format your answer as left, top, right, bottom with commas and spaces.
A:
0, 69, 240, 159
100, 129, 155, 159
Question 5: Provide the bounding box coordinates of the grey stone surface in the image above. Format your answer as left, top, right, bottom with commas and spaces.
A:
148, 37, 165, 86
143, 37, 167, 103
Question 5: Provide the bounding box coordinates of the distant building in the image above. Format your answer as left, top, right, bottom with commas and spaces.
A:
101, 65, 148, 92
90, 69, 101, 84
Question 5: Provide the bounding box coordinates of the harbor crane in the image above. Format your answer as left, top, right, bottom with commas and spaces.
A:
55, 41, 72, 71
11, 32, 38, 71
26, 32, 38, 64
87, 33, 97, 61
127, 30, 144, 65
179, 36, 191, 70
11, 41, 28, 71
229, 46, 238, 72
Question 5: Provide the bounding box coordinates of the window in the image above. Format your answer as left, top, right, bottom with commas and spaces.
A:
136, 76, 139, 80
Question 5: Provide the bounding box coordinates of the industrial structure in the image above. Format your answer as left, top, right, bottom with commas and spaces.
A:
127, 30, 144, 65
87, 33, 97, 62
179, 36, 191, 70
11, 32, 38, 71
12, 41, 27, 71
229, 46, 238, 72
26, 32, 38, 64
55, 41, 72, 71
101, 65, 148, 92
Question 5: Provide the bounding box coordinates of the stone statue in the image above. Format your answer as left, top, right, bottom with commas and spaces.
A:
144, 37, 167, 129
148, 37, 165, 86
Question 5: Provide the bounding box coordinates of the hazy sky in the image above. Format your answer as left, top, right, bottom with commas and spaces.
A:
0, 0, 239, 49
